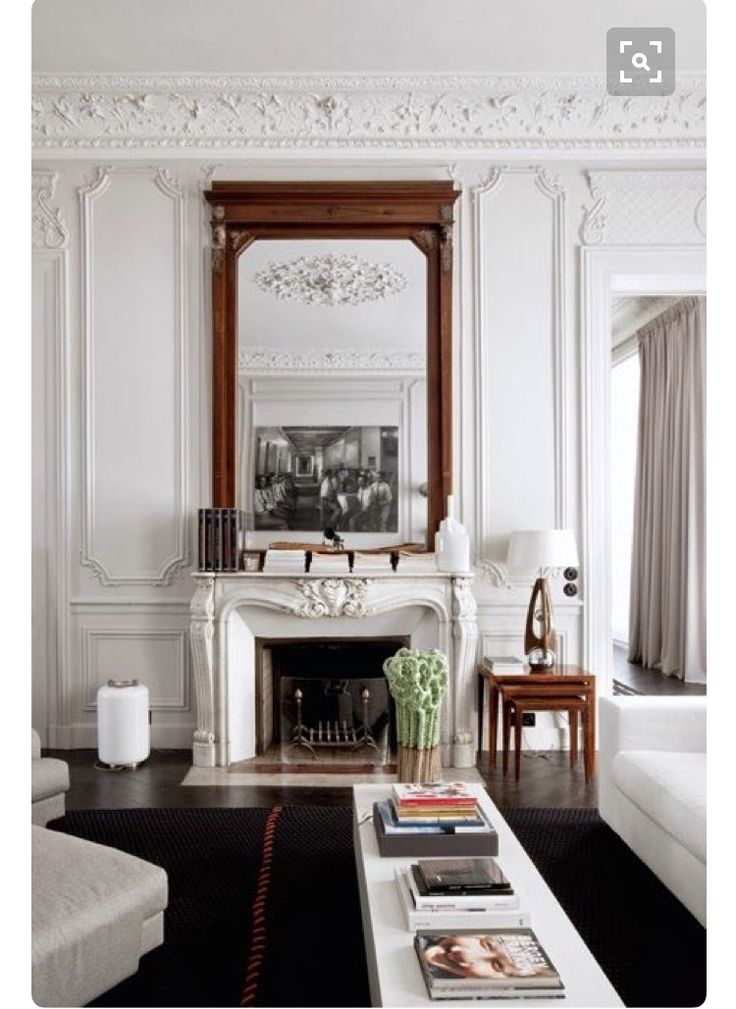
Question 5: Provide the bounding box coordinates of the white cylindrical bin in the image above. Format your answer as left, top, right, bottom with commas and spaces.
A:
97, 679, 150, 768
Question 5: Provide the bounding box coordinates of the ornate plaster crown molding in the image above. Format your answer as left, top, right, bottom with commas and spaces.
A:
238, 346, 426, 375
252, 253, 407, 306
32, 72, 705, 150
32, 171, 68, 248
580, 168, 706, 245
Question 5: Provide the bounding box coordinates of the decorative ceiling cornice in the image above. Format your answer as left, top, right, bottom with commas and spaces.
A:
32, 72, 705, 151
238, 346, 426, 375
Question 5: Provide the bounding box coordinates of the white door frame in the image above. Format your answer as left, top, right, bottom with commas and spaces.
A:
580, 245, 706, 693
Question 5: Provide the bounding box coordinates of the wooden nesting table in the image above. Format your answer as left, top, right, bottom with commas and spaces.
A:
478, 664, 597, 781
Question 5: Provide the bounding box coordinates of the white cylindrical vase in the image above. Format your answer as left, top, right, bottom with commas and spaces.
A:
97, 679, 150, 768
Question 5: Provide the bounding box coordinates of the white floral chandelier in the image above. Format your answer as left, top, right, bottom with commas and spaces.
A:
252, 253, 407, 306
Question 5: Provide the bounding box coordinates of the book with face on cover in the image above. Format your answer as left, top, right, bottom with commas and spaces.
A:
415, 929, 564, 997
417, 857, 512, 893
393, 782, 477, 808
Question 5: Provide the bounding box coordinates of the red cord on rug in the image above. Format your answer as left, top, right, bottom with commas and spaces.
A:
240, 804, 283, 1007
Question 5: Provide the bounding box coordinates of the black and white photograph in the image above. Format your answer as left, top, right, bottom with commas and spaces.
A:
253, 425, 399, 532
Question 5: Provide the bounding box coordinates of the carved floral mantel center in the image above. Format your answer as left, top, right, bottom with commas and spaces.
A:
189, 572, 478, 769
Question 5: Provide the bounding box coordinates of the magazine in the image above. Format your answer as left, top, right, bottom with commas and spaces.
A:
415, 929, 563, 996
393, 782, 476, 807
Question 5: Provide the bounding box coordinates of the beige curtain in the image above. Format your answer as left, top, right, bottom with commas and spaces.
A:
628, 296, 706, 681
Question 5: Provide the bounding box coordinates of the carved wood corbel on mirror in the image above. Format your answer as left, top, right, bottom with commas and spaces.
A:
204, 181, 459, 549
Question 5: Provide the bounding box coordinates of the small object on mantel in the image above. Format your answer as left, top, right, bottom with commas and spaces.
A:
397, 551, 438, 573
308, 552, 350, 575
435, 495, 471, 572
352, 551, 394, 573
263, 548, 306, 574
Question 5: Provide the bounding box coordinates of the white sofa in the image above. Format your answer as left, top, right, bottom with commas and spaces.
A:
598, 696, 706, 925
32, 729, 70, 826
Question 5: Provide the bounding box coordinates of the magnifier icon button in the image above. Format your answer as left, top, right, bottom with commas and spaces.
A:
632, 53, 650, 71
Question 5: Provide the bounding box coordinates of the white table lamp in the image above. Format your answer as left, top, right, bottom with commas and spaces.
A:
507, 530, 579, 670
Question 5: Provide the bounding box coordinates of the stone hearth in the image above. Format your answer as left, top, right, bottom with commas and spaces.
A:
189, 573, 478, 768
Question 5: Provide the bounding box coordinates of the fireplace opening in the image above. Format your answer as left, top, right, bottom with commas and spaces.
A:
254, 636, 408, 769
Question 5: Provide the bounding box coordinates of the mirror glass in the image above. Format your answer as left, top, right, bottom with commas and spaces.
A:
237, 238, 427, 548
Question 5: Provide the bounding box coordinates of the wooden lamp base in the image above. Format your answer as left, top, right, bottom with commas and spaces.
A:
524, 576, 556, 672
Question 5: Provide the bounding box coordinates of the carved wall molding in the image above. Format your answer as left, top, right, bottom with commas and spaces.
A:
78, 165, 190, 586
238, 346, 426, 375
293, 577, 371, 618
32, 171, 69, 248
580, 170, 706, 245
32, 73, 705, 150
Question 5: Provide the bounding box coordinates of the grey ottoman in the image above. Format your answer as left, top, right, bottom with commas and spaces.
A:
32, 826, 168, 1007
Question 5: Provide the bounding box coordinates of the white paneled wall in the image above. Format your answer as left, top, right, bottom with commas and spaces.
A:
31, 156, 704, 750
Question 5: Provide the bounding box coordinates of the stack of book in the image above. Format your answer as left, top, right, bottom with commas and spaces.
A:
308, 552, 350, 575
415, 927, 564, 1001
198, 508, 245, 572
373, 783, 498, 856
395, 856, 529, 932
397, 551, 438, 572
483, 655, 526, 675
262, 549, 306, 574
351, 551, 394, 573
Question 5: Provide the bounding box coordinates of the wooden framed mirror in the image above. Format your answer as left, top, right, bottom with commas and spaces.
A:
204, 181, 459, 549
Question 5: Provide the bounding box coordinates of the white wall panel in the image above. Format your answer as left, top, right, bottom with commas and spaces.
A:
32, 252, 68, 744
477, 169, 558, 564
31, 155, 701, 751
79, 166, 188, 587
81, 627, 189, 710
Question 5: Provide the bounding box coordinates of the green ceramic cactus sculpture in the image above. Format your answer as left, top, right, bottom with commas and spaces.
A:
383, 647, 449, 750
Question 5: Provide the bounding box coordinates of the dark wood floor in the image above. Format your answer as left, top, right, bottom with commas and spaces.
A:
612, 644, 706, 696
46, 748, 597, 811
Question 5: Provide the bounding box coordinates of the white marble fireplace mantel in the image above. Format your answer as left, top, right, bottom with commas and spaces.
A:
189, 572, 479, 769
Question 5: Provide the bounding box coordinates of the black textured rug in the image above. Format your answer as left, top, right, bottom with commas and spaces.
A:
50, 806, 705, 1008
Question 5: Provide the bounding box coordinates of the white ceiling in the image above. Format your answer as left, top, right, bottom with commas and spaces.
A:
238, 239, 426, 353
32, 0, 705, 74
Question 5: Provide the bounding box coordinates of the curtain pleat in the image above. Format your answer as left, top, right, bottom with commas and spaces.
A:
627, 296, 706, 681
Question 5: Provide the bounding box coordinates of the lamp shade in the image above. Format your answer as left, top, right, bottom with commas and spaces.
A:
506, 529, 579, 571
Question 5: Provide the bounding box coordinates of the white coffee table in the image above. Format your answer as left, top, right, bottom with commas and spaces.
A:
353, 783, 623, 1007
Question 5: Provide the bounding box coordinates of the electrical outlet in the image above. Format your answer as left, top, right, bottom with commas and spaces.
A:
522, 713, 536, 727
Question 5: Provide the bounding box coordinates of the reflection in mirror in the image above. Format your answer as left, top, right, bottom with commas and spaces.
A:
237, 239, 427, 548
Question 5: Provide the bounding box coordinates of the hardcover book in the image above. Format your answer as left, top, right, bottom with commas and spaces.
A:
377, 801, 490, 834
395, 869, 528, 933
405, 865, 519, 912
417, 857, 511, 893
372, 804, 499, 857
415, 928, 563, 999
410, 866, 515, 907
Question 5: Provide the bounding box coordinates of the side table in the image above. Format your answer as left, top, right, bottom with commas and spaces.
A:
477, 664, 596, 778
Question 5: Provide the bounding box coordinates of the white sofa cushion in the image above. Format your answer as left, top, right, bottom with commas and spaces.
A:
611, 750, 706, 863
32, 757, 70, 803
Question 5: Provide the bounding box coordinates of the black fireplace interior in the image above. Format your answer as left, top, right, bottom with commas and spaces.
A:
257, 637, 408, 763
